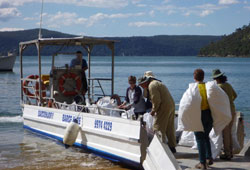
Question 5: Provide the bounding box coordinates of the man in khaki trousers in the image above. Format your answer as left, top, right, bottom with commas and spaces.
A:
139, 76, 176, 153
212, 69, 237, 160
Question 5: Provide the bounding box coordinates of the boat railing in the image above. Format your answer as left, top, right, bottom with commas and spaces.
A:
88, 78, 112, 100
53, 100, 131, 119
21, 77, 48, 103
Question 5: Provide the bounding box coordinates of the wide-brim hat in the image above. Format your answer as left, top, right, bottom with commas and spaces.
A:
138, 76, 151, 85
144, 71, 155, 78
211, 69, 224, 79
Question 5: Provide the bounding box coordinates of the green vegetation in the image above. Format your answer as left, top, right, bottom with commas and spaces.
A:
0, 29, 74, 56
0, 28, 221, 56
199, 23, 250, 57
102, 35, 221, 56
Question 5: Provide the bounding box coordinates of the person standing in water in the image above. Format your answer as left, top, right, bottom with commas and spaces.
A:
212, 69, 237, 160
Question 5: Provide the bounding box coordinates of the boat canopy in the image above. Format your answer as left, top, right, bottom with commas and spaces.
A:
19, 37, 117, 103
19, 37, 117, 48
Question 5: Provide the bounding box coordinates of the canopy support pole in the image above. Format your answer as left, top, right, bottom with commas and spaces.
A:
111, 44, 115, 95
108, 42, 115, 96
85, 45, 93, 101
36, 42, 43, 105
19, 45, 24, 102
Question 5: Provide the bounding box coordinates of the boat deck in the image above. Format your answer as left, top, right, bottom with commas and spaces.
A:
175, 145, 250, 170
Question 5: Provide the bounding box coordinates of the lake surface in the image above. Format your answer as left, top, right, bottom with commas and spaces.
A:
0, 56, 250, 170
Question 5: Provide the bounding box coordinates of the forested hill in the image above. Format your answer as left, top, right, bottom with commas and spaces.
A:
0, 28, 221, 56
199, 24, 250, 57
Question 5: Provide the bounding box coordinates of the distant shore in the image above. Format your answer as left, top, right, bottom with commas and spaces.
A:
198, 54, 250, 58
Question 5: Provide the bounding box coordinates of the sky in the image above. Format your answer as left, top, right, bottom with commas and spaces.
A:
0, 0, 249, 37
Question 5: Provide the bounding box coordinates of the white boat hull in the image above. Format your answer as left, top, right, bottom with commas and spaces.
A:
143, 135, 181, 170
22, 104, 148, 168
0, 54, 16, 71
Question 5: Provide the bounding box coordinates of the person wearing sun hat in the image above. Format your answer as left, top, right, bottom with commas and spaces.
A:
144, 71, 155, 78
211, 69, 225, 79
143, 71, 157, 110
138, 75, 176, 153
212, 69, 237, 160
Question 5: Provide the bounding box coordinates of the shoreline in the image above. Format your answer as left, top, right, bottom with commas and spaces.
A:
198, 54, 250, 58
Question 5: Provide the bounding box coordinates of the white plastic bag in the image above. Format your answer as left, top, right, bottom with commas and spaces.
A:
96, 97, 120, 117
209, 129, 223, 159
178, 131, 195, 147
88, 104, 99, 114
143, 112, 155, 138
178, 81, 232, 135
206, 81, 232, 135
178, 129, 223, 159
177, 83, 204, 132
97, 97, 113, 115
232, 115, 241, 151
121, 108, 135, 119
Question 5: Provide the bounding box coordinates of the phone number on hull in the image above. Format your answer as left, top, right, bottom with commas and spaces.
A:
94, 120, 112, 131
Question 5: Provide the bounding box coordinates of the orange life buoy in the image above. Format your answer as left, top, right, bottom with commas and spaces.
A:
23, 75, 46, 99
58, 73, 81, 96
23, 75, 39, 98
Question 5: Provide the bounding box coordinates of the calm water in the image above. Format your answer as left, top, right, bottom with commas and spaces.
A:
0, 56, 250, 170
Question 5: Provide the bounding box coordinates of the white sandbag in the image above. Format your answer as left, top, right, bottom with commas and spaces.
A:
69, 101, 77, 111
206, 81, 232, 135
190, 130, 223, 159
177, 83, 204, 132
97, 97, 113, 115
178, 131, 196, 147
179, 129, 223, 159
110, 107, 120, 117
121, 108, 135, 119
192, 130, 223, 159
180, 131, 223, 159
97, 97, 120, 117
121, 112, 129, 119
143, 112, 155, 137
192, 141, 197, 150
178, 81, 232, 135
60, 101, 68, 110
127, 107, 135, 118
209, 129, 223, 159
232, 115, 241, 151
88, 104, 99, 114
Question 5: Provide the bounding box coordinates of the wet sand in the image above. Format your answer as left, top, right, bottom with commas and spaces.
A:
2, 145, 132, 170
0, 131, 133, 170
2, 133, 250, 170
